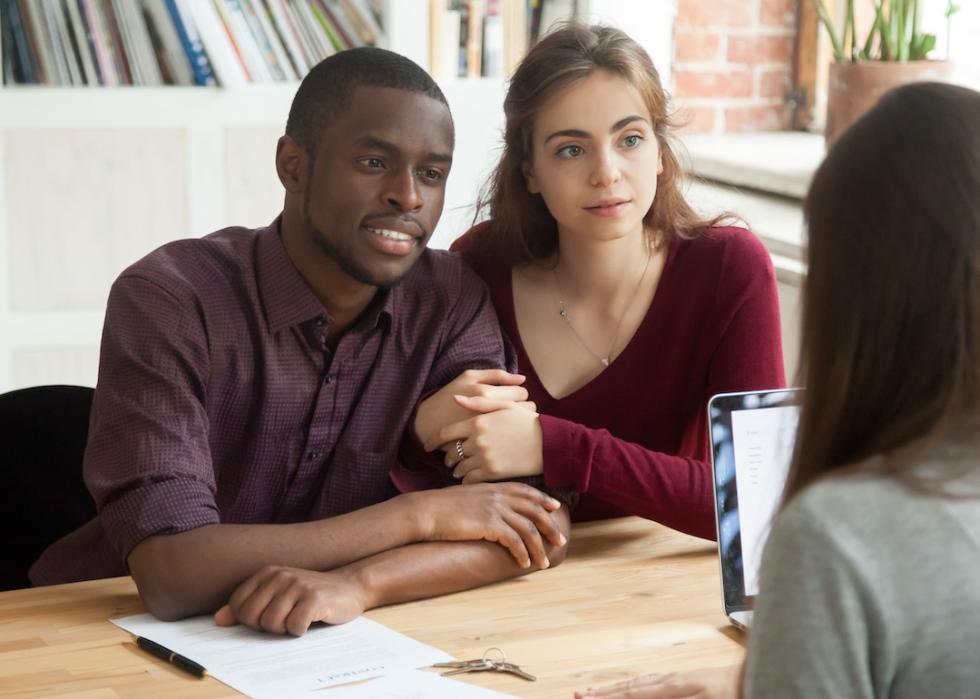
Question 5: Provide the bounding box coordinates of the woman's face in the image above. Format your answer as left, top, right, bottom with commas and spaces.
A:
524, 70, 662, 244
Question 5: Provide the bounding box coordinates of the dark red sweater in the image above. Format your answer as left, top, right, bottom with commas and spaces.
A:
452, 225, 786, 540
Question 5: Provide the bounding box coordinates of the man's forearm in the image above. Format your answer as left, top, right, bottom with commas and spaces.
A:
130, 483, 565, 622
348, 506, 571, 610
129, 494, 423, 620
213, 504, 571, 635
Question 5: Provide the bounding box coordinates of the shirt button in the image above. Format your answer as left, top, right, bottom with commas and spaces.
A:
324, 374, 334, 385
306, 451, 320, 461
315, 316, 325, 327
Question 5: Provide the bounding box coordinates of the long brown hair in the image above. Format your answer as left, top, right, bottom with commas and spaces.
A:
784, 82, 980, 503
473, 22, 725, 266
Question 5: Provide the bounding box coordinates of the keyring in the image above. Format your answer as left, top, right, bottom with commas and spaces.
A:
481, 647, 507, 664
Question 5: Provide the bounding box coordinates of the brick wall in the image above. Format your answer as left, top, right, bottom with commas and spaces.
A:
673, 0, 798, 133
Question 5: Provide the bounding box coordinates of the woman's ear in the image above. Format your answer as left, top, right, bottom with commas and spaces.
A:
657, 152, 664, 176
522, 162, 541, 194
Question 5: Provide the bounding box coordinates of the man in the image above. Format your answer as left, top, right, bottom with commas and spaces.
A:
30, 48, 569, 636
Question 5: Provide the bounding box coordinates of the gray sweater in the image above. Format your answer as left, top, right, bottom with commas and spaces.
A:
743, 448, 980, 698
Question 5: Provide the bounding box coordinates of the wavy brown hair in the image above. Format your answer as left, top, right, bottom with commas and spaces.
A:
471, 22, 727, 266
783, 82, 980, 504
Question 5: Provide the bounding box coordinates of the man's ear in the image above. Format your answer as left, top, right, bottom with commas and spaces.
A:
276, 135, 306, 194
522, 162, 540, 194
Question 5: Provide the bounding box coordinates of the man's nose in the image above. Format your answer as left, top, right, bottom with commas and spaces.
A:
384, 170, 424, 212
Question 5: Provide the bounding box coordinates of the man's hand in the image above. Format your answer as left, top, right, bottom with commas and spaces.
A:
214, 566, 366, 636
408, 483, 565, 569
575, 666, 740, 699
427, 397, 544, 482
413, 369, 528, 446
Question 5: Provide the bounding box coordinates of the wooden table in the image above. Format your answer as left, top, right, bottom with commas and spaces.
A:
0, 517, 744, 698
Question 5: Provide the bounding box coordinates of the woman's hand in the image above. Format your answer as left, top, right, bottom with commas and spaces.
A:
428, 395, 544, 483
575, 666, 740, 699
413, 369, 527, 447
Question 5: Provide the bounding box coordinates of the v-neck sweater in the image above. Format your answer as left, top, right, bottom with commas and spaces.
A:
452, 224, 785, 539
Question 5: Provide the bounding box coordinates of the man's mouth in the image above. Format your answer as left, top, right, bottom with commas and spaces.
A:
367, 227, 418, 245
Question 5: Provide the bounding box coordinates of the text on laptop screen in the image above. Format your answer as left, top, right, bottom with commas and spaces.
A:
709, 388, 802, 612
730, 405, 798, 596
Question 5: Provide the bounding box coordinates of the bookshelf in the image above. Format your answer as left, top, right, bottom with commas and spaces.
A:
0, 0, 673, 393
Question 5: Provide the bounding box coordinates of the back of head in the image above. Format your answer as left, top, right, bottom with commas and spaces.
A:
787, 82, 980, 500
478, 22, 713, 264
286, 47, 450, 154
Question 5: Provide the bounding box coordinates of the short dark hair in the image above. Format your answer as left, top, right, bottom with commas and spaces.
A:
286, 47, 450, 151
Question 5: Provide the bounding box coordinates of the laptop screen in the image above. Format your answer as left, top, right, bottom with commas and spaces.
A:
708, 389, 801, 612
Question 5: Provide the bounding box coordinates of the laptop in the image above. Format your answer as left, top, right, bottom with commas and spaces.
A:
707, 388, 802, 630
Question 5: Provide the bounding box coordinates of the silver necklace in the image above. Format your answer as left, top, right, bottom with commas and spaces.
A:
553, 247, 652, 368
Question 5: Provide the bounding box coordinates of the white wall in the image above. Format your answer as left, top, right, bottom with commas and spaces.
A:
922, 0, 980, 84
581, 0, 676, 86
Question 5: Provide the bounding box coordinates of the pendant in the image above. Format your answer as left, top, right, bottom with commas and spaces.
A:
600, 357, 610, 367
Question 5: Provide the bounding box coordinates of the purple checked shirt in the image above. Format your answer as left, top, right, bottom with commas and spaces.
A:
30, 218, 511, 585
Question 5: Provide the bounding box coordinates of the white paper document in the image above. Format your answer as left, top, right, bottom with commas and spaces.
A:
111, 614, 452, 697
321, 669, 520, 697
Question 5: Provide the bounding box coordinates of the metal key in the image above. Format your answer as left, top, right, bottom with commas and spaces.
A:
434, 648, 538, 682
433, 657, 494, 669
437, 658, 495, 676
491, 661, 537, 682
432, 659, 484, 669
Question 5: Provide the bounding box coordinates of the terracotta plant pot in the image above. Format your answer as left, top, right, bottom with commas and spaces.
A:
826, 60, 955, 145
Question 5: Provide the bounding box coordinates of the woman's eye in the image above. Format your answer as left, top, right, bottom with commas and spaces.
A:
623, 134, 642, 148
557, 145, 583, 158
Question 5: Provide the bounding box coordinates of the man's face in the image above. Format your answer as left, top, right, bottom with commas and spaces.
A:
300, 87, 454, 288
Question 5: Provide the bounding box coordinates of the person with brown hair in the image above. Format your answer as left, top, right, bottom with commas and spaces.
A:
405, 23, 784, 539
578, 81, 980, 698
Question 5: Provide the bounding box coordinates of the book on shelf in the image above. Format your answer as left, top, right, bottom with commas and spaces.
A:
264, 0, 309, 77
143, 0, 194, 85
166, 0, 217, 86
534, 0, 573, 43
482, 0, 502, 79
427, 0, 575, 80
0, 0, 384, 87
63, 0, 97, 84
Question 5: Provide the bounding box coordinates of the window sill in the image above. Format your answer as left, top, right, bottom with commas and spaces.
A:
681, 132, 823, 285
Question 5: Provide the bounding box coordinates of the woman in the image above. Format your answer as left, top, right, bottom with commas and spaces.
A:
410, 23, 784, 539
579, 82, 980, 698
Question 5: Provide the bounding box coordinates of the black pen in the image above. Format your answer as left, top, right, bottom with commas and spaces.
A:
136, 636, 208, 678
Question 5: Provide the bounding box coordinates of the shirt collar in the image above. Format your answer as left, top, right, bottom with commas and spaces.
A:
366, 284, 396, 331
256, 216, 328, 334
257, 215, 396, 334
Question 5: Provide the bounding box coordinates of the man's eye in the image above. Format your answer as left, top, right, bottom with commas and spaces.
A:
362, 158, 384, 168
420, 168, 444, 181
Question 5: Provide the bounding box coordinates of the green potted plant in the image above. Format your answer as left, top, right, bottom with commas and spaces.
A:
816, 0, 960, 142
